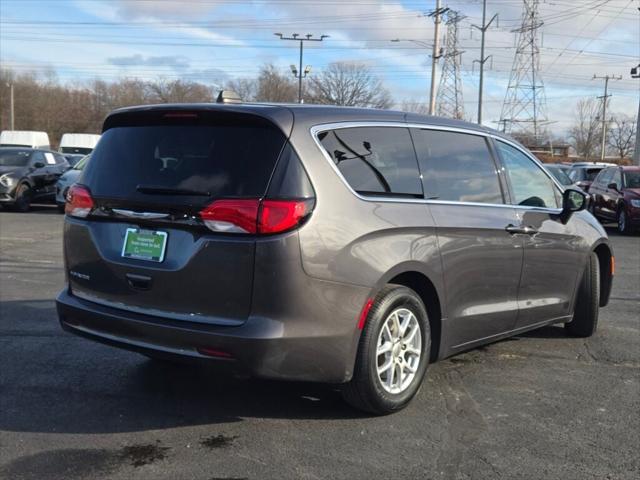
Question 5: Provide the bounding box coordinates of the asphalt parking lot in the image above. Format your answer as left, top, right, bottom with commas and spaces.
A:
0, 206, 638, 480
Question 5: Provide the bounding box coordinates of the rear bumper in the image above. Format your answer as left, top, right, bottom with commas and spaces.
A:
56, 285, 366, 383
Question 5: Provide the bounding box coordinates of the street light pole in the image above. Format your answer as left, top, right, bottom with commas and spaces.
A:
275, 33, 328, 104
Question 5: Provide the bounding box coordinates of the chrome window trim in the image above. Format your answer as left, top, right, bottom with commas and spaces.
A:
309, 121, 563, 213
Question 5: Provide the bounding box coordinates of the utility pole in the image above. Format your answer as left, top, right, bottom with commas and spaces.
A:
274, 33, 328, 103
593, 74, 622, 162
472, 0, 498, 125
428, 1, 448, 115
6, 83, 15, 130
631, 64, 640, 165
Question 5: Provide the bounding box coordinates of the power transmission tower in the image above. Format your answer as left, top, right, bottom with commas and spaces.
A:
499, 0, 548, 142
593, 74, 622, 162
436, 11, 465, 119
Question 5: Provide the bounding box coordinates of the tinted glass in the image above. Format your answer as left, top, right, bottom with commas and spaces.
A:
496, 141, 559, 208
73, 155, 90, 170
61, 146, 93, 155
411, 129, 503, 204
611, 169, 622, 187
595, 168, 613, 187
318, 127, 422, 197
83, 122, 286, 206
624, 171, 640, 188
0, 150, 31, 167
545, 165, 572, 186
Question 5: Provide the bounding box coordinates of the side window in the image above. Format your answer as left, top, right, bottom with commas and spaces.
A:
596, 169, 613, 187
54, 153, 67, 165
318, 127, 422, 197
611, 169, 622, 188
31, 152, 45, 166
411, 129, 503, 204
496, 141, 560, 208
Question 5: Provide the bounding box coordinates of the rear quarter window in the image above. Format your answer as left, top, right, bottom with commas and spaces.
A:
317, 126, 423, 197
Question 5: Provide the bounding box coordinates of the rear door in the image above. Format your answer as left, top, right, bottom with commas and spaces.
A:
65, 109, 290, 325
494, 140, 584, 328
411, 128, 523, 348
602, 168, 623, 219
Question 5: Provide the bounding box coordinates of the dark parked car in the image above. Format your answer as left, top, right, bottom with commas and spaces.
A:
589, 165, 640, 234
568, 164, 609, 192
0, 147, 70, 211
56, 103, 614, 414
544, 163, 573, 186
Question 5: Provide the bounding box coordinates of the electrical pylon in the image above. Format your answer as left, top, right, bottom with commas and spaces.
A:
499, 0, 548, 139
436, 10, 465, 120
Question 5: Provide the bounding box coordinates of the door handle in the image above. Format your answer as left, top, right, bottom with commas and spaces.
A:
505, 224, 538, 235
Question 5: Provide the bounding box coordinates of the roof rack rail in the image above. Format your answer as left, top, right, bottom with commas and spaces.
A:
216, 90, 242, 104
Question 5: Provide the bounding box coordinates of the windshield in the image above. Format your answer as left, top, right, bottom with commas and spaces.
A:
569, 167, 602, 182
624, 171, 640, 189
0, 150, 31, 167
73, 155, 90, 170
546, 166, 572, 186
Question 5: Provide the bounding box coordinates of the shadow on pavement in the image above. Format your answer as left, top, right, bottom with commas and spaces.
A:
0, 299, 367, 436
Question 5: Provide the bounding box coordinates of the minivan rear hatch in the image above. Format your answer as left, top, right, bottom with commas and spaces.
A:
64, 107, 291, 325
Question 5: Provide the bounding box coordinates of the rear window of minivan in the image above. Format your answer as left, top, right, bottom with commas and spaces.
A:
82, 113, 287, 207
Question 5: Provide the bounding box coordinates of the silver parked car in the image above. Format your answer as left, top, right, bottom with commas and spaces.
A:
55, 154, 89, 212
57, 103, 614, 414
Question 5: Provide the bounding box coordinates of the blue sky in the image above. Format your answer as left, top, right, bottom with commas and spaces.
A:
1, 0, 638, 133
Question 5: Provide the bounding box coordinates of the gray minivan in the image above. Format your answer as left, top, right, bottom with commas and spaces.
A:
56, 103, 613, 414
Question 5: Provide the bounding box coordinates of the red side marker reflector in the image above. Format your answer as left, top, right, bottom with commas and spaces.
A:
197, 347, 234, 359
357, 298, 375, 330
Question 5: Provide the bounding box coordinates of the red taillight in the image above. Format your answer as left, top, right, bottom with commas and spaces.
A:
199, 198, 312, 235
258, 199, 312, 234
197, 347, 234, 359
65, 184, 94, 218
199, 199, 260, 233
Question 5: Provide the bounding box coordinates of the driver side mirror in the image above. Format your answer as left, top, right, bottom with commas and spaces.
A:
607, 182, 619, 191
562, 187, 588, 215
33, 162, 45, 169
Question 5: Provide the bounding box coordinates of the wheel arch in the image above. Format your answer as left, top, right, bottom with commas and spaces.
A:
385, 270, 443, 363
592, 241, 613, 307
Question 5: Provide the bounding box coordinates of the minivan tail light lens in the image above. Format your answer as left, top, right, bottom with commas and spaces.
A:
65, 184, 94, 218
199, 199, 260, 234
199, 198, 313, 234
258, 199, 312, 234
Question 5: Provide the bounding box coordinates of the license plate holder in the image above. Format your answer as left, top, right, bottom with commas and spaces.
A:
121, 228, 168, 262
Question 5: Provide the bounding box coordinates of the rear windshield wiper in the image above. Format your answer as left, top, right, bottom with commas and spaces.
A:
136, 185, 211, 196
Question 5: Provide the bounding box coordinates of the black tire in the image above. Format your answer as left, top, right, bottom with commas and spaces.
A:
13, 183, 32, 212
565, 252, 600, 337
617, 206, 629, 235
342, 285, 431, 415
57, 203, 66, 213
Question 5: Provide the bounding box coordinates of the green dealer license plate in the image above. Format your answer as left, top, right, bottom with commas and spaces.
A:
121, 228, 168, 262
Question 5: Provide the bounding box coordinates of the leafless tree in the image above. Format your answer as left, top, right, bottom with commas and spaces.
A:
308, 62, 392, 109
607, 114, 637, 159
225, 77, 257, 102
146, 78, 213, 103
254, 64, 297, 103
400, 99, 429, 115
569, 98, 604, 160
